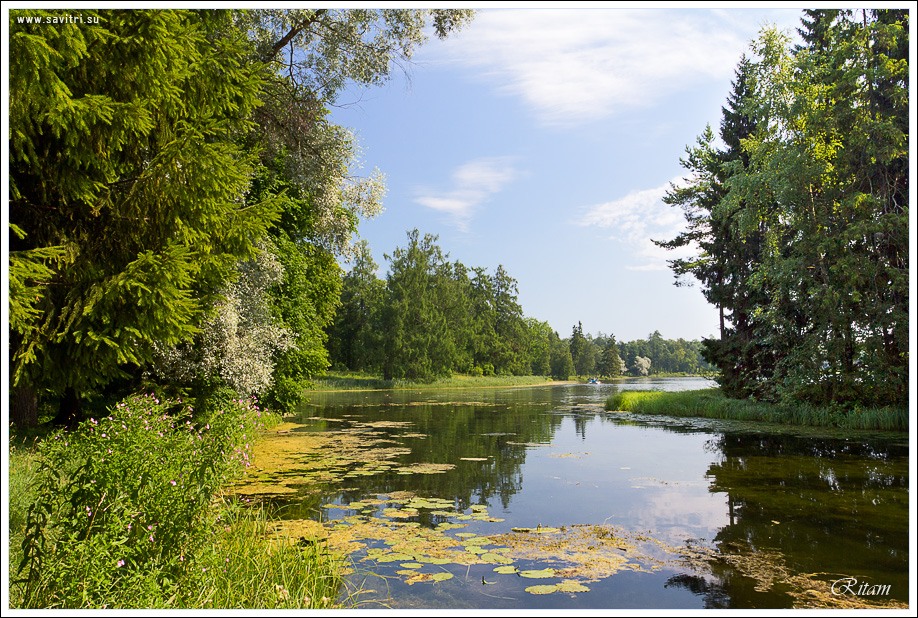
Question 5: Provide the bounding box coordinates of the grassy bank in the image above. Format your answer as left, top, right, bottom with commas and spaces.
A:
604, 389, 907, 431
7, 393, 347, 609
311, 371, 559, 391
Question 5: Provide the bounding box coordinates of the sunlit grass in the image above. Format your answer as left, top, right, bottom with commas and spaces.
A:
190, 501, 348, 609
604, 389, 907, 431
7, 394, 349, 609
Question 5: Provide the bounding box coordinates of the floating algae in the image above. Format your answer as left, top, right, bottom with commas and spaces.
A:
675, 540, 909, 609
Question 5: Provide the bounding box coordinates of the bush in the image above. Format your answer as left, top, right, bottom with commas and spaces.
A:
13, 393, 267, 608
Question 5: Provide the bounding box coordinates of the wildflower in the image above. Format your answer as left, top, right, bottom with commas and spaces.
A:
149, 535, 154, 542
170, 480, 177, 486
117, 560, 125, 567
179, 555, 185, 562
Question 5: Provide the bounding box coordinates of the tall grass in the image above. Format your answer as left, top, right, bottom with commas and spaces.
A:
7, 393, 347, 609
604, 389, 907, 431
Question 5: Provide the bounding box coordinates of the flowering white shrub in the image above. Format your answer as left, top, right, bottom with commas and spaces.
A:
153, 246, 292, 395
632, 356, 652, 377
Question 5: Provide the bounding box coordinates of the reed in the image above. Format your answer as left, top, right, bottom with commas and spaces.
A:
604, 389, 907, 431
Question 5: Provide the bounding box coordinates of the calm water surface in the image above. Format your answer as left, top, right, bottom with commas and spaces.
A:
264, 379, 908, 609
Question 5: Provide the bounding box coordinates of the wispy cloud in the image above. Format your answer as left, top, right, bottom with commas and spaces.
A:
414, 157, 518, 230
435, 8, 797, 126
579, 178, 697, 271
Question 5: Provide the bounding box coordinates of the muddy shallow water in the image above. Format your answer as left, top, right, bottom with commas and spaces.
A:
232, 379, 909, 609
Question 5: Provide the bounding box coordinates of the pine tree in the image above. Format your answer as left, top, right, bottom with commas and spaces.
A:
9, 10, 279, 424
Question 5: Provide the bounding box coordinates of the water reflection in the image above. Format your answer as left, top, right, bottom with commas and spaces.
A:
241, 381, 910, 608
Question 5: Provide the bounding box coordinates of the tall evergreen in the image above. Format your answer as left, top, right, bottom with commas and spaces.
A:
660, 11, 909, 408
9, 10, 278, 424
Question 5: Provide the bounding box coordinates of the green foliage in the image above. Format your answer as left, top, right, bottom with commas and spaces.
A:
605, 389, 907, 431
329, 230, 544, 383
9, 9, 279, 412
263, 237, 342, 411
190, 502, 346, 609
380, 230, 455, 381
549, 333, 574, 380
658, 10, 909, 408
151, 246, 294, 400
12, 393, 269, 608
596, 335, 623, 379
569, 322, 596, 376
326, 240, 385, 373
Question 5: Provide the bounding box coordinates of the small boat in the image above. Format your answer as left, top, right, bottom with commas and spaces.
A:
587, 378, 602, 385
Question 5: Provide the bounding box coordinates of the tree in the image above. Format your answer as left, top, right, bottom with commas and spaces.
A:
569, 322, 596, 376
9, 10, 279, 424
659, 11, 909, 408
523, 318, 553, 376
631, 356, 652, 377
326, 241, 385, 372
380, 230, 454, 381
597, 335, 623, 379
549, 333, 574, 381
152, 246, 292, 397
490, 265, 528, 375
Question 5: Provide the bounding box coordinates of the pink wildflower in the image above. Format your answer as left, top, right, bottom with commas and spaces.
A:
117, 560, 125, 567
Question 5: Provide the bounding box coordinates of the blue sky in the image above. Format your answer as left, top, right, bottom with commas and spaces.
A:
329, 5, 807, 343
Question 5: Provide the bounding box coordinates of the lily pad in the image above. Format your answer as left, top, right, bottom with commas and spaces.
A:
525, 584, 559, 595
493, 566, 518, 574
431, 572, 454, 582
556, 580, 591, 593
520, 568, 557, 579
399, 562, 424, 569
480, 552, 513, 564
376, 553, 415, 563
395, 463, 456, 475
511, 526, 562, 534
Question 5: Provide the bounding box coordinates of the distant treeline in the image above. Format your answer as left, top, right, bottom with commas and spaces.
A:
326, 230, 712, 380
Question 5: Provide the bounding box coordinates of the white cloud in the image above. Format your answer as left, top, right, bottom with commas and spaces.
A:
414, 157, 518, 230
578, 177, 698, 271
434, 8, 798, 126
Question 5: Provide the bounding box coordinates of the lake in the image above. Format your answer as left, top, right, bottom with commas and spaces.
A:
233, 378, 909, 610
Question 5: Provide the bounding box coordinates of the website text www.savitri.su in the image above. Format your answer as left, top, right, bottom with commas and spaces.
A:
16, 14, 100, 25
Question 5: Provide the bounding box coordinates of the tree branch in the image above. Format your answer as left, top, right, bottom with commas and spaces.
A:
269, 9, 327, 58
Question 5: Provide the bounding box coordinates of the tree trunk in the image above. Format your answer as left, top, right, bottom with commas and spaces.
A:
11, 382, 38, 428
54, 386, 82, 428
